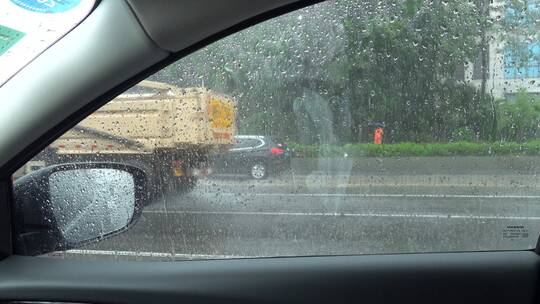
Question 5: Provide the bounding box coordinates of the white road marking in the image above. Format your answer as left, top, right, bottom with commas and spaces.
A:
142, 209, 540, 221
197, 192, 540, 199
200, 177, 540, 188
58, 249, 249, 259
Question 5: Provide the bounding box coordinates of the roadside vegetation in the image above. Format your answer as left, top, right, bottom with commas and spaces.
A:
289, 140, 540, 157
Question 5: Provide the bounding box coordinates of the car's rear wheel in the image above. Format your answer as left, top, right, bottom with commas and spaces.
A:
250, 162, 267, 179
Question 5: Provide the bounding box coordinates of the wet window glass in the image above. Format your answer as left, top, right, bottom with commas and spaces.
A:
13, 0, 540, 261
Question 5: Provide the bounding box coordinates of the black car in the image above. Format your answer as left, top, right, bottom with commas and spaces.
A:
212, 135, 291, 179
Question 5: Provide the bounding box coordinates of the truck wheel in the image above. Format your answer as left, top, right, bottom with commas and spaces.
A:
171, 177, 198, 195
250, 162, 267, 179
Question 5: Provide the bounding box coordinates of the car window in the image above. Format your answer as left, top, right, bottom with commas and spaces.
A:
232, 138, 264, 150
255, 138, 265, 148
232, 138, 245, 149
14, 0, 540, 260
232, 138, 250, 149
247, 138, 264, 148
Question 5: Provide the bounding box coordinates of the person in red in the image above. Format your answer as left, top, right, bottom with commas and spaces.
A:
374, 127, 383, 145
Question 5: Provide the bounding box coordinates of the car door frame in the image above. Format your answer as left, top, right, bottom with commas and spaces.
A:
1, 1, 540, 303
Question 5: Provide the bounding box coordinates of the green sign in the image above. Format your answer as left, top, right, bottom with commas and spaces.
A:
0, 24, 25, 56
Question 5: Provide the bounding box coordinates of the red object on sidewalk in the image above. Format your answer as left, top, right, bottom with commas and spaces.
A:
271, 147, 285, 155
374, 127, 383, 145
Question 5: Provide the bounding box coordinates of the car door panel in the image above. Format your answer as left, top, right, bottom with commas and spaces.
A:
228, 140, 249, 173
236, 139, 264, 173
0, 251, 537, 304
226, 139, 257, 173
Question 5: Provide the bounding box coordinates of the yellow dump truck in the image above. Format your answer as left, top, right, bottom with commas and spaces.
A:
17, 80, 236, 195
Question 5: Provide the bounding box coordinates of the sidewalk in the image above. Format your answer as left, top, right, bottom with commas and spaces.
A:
288, 156, 540, 175
206, 173, 540, 189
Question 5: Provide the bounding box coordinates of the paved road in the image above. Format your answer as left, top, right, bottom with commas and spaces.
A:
56, 172, 540, 261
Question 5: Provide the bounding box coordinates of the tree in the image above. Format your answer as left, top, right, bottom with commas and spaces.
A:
341, 0, 492, 142
152, 0, 494, 144
498, 89, 540, 141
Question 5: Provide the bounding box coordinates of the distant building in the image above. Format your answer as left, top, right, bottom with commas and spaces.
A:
464, 0, 540, 99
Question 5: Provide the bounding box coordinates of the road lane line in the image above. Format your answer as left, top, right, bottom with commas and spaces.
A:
195, 193, 540, 199
58, 249, 249, 259
142, 210, 540, 220
200, 179, 540, 188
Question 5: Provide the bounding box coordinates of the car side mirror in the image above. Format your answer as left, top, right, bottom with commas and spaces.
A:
13, 163, 148, 256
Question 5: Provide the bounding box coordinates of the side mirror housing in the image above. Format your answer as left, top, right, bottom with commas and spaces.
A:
13, 163, 148, 256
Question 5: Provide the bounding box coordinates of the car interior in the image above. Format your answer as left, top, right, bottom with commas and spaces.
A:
0, 0, 540, 303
